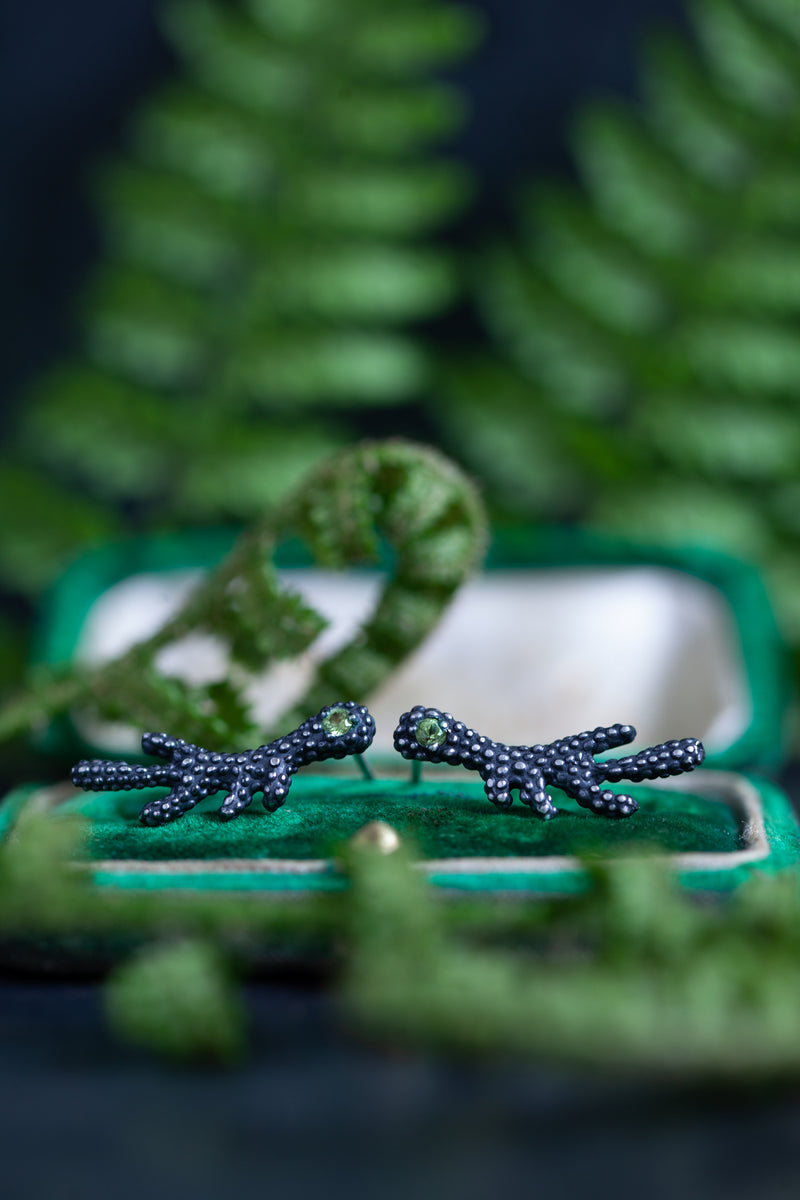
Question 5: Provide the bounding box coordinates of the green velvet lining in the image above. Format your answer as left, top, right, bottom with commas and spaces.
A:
56, 775, 741, 862
3, 774, 799, 902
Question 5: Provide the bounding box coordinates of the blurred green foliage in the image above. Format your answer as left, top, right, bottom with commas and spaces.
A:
344, 841, 800, 1080
0, 0, 480, 596
5, 802, 800, 1076
105, 938, 245, 1063
444, 0, 800, 644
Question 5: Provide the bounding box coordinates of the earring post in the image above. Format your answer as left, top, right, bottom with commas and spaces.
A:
355, 753, 374, 782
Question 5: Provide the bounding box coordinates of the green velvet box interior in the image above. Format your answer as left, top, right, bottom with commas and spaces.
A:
11, 523, 793, 901
72, 780, 739, 862
3, 768, 797, 898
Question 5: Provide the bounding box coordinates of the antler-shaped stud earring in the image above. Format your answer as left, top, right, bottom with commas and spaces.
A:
71, 702, 376, 826
393, 706, 705, 820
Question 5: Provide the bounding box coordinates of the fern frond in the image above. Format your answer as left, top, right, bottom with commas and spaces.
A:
460, 0, 800, 641
0, 442, 486, 750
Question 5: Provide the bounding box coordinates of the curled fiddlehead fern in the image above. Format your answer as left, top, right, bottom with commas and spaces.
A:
0, 441, 487, 750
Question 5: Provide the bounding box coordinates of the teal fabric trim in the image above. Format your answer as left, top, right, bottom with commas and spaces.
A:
425, 871, 590, 895
89, 871, 347, 892
674, 776, 800, 892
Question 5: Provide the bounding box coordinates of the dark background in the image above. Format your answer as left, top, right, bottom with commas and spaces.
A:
4, 3, 796, 1197
5, 973, 800, 1200
1, 0, 690, 418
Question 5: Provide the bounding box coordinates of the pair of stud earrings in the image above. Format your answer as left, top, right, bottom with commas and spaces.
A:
71, 701, 705, 827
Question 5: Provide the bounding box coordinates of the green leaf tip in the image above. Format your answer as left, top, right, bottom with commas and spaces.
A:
105, 938, 245, 1064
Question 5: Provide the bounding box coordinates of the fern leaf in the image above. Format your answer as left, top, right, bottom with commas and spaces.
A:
1, 0, 478, 595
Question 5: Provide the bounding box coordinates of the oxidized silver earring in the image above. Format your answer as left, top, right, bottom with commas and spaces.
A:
393, 705, 705, 819
72, 701, 376, 826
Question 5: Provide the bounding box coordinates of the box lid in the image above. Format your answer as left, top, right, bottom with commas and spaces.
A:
33, 524, 789, 771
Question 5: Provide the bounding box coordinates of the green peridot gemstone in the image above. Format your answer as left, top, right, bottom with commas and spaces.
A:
322, 706, 356, 736
415, 717, 446, 748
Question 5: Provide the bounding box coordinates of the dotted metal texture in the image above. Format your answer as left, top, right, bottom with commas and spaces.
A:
71, 701, 375, 825
393, 706, 705, 819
